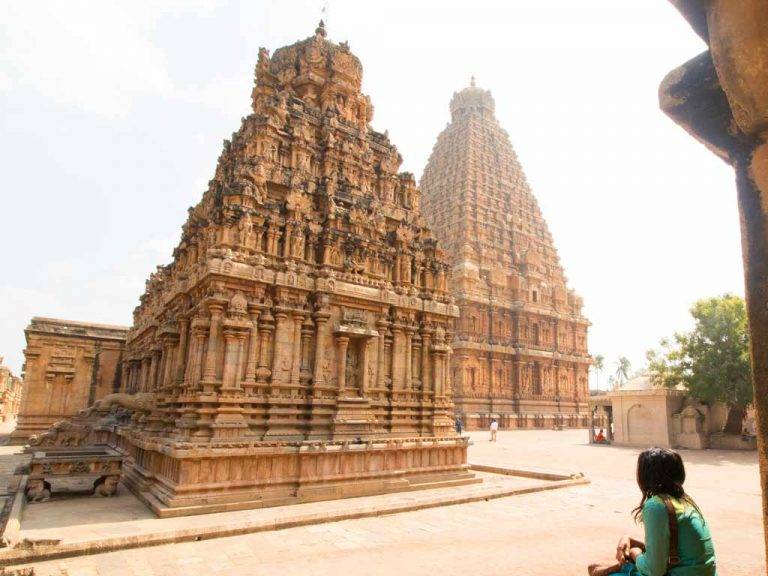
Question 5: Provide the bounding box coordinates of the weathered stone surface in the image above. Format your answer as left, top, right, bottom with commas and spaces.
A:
419, 81, 591, 429
10, 318, 127, 443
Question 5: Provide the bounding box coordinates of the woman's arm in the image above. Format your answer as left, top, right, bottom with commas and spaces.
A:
634, 499, 670, 576
615, 535, 646, 562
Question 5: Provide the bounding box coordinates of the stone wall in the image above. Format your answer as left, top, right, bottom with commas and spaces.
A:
10, 317, 127, 442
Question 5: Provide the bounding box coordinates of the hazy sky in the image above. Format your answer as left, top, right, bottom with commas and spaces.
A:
0, 1, 744, 387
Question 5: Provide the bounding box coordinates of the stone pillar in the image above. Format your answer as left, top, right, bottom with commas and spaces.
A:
188, 328, 206, 390
221, 328, 240, 389
175, 317, 189, 386
376, 318, 388, 391
256, 311, 274, 386
421, 330, 432, 396
148, 351, 158, 392
390, 326, 402, 389
404, 327, 414, 390
300, 316, 314, 385
411, 333, 422, 389
290, 313, 303, 387
444, 332, 454, 400
271, 309, 290, 388
162, 341, 175, 390
337, 336, 349, 396
203, 304, 224, 384
312, 308, 331, 394
141, 357, 151, 392
243, 308, 261, 385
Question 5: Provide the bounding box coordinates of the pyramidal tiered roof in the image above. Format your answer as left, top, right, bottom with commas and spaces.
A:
420, 81, 580, 314
419, 81, 590, 427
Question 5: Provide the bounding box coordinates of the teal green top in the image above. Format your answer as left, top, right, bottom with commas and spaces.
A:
631, 495, 717, 576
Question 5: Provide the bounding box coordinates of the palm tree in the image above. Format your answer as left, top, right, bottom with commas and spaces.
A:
593, 355, 604, 391
614, 356, 631, 387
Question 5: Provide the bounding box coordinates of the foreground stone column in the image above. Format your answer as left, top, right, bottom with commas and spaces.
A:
662, 1, 768, 557
203, 305, 224, 385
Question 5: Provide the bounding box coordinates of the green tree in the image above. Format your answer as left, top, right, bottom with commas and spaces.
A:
647, 294, 752, 434
614, 356, 631, 386
593, 354, 605, 391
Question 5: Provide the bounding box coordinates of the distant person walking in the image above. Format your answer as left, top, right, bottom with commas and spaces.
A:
455, 417, 464, 436
489, 418, 498, 442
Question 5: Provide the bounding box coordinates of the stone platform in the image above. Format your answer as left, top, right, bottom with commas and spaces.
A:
112, 432, 473, 517
0, 462, 586, 566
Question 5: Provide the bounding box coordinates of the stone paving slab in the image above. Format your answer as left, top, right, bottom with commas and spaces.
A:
5, 430, 763, 575
0, 466, 587, 566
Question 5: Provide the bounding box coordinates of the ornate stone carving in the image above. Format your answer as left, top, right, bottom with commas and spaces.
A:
27, 22, 468, 516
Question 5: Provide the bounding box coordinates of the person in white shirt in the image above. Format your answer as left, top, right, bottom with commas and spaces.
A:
489, 418, 498, 442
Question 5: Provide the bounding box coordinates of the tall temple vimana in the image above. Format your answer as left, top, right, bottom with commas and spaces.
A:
15, 24, 591, 516
419, 80, 591, 429
23, 22, 474, 516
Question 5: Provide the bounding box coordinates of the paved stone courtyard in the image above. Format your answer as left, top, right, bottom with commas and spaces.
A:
12, 429, 765, 575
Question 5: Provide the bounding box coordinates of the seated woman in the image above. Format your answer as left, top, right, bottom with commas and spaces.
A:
595, 429, 607, 443
588, 447, 717, 576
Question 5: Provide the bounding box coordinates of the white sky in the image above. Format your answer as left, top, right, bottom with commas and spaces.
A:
0, 1, 744, 389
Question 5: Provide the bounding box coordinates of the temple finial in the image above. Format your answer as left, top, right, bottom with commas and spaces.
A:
316, 19, 327, 38
470, 75, 476, 87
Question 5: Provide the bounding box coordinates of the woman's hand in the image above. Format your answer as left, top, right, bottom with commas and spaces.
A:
615, 535, 631, 563
628, 547, 643, 562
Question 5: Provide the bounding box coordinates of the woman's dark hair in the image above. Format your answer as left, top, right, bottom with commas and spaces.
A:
632, 447, 700, 521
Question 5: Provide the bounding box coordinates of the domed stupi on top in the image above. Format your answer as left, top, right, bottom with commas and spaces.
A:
33, 23, 473, 516
420, 80, 591, 430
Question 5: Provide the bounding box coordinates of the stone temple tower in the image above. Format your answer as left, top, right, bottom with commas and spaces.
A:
29, 23, 474, 516
419, 80, 591, 429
